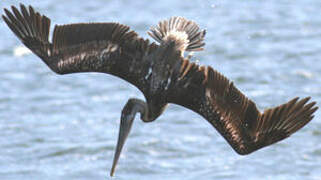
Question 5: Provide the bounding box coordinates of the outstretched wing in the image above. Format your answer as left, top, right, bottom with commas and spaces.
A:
3, 4, 158, 93
167, 58, 318, 155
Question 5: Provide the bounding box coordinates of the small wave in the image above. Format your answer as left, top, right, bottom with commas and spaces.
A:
295, 70, 313, 79
40, 147, 79, 158
312, 130, 321, 136
13, 46, 31, 57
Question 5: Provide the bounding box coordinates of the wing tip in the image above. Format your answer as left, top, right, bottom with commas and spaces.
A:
280, 96, 318, 135
3, 4, 52, 60
237, 96, 318, 154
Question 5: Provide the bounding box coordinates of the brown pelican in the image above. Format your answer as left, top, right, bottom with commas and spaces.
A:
3, 4, 318, 176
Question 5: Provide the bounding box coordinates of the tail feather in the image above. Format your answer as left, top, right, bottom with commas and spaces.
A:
148, 17, 206, 52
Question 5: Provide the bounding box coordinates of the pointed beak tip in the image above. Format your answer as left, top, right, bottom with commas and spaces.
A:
110, 162, 117, 177
110, 112, 135, 178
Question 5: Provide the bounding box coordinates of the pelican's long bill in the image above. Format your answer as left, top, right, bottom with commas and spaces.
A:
110, 112, 135, 176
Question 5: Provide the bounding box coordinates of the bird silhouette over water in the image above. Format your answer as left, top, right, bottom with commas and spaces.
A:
3, 4, 318, 176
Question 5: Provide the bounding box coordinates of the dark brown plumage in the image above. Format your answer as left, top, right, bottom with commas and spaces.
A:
3, 4, 318, 176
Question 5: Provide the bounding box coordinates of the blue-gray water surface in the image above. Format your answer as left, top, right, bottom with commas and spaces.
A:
0, 0, 321, 179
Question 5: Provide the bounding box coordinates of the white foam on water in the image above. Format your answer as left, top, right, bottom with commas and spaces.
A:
13, 46, 31, 57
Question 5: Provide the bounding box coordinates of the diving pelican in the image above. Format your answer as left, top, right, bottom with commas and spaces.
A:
3, 4, 318, 176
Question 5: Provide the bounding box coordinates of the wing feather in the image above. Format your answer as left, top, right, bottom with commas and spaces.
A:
168, 58, 318, 155
3, 4, 158, 93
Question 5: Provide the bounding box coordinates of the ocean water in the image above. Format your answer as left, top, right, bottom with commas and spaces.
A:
0, 0, 320, 179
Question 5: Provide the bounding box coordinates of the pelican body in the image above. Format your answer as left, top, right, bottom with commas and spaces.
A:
3, 4, 318, 176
